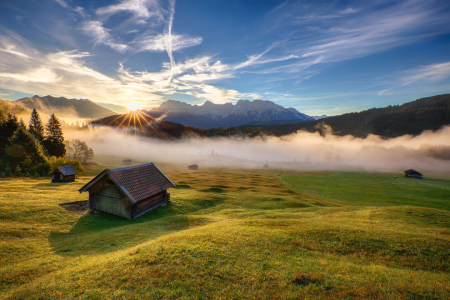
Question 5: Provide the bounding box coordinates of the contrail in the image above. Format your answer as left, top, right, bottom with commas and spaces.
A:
164, 0, 176, 83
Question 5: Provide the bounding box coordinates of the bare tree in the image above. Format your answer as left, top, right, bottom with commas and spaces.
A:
65, 139, 94, 163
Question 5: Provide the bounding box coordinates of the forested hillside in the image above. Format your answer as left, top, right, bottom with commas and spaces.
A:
242, 94, 450, 138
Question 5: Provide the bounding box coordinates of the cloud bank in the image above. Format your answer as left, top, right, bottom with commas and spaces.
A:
73, 125, 450, 174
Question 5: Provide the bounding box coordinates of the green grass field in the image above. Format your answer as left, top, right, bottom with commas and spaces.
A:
1, 162, 449, 299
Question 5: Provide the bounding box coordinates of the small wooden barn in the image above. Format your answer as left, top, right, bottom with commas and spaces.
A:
78, 163, 175, 219
188, 164, 199, 170
404, 169, 423, 179
123, 159, 132, 165
51, 165, 77, 183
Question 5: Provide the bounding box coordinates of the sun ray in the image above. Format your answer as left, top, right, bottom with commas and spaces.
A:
135, 111, 145, 132
133, 112, 137, 136
126, 112, 133, 131
106, 113, 126, 126
114, 113, 130, 131
137, 110, 170, 129
136, 111, 165, 139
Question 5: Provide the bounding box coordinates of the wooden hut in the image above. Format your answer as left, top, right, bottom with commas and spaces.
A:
263, 164, 269, 169
51, 165, 77, 183
123, 159, 132, 165
404, 169, 423, 179
78, 163, 175, 219
188, 164, 199, 170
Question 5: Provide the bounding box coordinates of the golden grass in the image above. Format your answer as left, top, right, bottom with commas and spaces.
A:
1, 162, 449, 299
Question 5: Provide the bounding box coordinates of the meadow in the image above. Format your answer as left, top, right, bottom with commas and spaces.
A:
0, 159, 449, 299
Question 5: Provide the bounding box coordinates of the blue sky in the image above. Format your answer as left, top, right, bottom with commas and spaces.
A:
0, 0, 449, 115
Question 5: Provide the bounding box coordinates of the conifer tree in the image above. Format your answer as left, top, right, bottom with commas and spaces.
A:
0, 113, 19, 155
43, 114, 66, 157
28, 108, 44, 141
8, 127, 49, 166
18, 118, 26, 129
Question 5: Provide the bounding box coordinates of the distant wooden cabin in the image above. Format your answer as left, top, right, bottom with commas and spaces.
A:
78, 163, 175, 219
188, 164, 199, 170
51, 166, 77, 183
263, 164, 269, 169
404, 169, 423, 179
123, 159, 132, 165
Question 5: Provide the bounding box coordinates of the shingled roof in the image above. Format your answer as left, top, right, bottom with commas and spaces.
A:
52, 165, 77, 176
79, 163, 175, 203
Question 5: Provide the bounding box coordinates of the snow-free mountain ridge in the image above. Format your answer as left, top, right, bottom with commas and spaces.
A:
14, 95, 115, 119
145, 99, 313, 128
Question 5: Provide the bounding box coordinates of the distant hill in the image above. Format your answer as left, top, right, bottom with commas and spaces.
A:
14, 95, 115, 119
312, 115, 328, 120
242, 94, 450, 138
239, 119, 311, 127
0, 99, 30, 117
91, 111, 206, 139
143, 99, 314, 128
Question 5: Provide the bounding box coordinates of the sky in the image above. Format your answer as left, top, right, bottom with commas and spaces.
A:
0, 0, 449, 116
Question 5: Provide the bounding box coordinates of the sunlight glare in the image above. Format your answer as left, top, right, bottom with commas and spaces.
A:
127, 101, 142, 111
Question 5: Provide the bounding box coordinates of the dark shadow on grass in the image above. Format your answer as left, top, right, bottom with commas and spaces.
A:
35, 182, 74, 187
174, 184, 191, 189
49, 196, 224, 257
200, 187, 225, 193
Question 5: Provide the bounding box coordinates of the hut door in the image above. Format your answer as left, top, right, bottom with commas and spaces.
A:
53, 171, 61, 182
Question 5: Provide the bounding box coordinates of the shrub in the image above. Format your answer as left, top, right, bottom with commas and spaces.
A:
47, 156, 84, 175
14, 165, 22, 177
31, 162, 51, 177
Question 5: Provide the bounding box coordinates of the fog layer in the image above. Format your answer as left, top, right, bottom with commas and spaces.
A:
71, 125, 450, 173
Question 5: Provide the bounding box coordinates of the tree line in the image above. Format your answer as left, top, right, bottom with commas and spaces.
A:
0, 108, 93, 177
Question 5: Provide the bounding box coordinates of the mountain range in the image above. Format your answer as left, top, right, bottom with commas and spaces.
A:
144, 99, 314, 128
14, 95, 115, 119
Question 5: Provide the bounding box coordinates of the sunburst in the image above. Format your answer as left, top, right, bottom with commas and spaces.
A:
107, 110, 167, 139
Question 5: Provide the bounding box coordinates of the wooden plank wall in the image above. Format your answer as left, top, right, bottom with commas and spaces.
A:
89, 176, 132, 219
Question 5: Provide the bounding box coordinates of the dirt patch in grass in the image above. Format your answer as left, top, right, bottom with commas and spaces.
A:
292, 271, 324, 286
60, 201, 89, 215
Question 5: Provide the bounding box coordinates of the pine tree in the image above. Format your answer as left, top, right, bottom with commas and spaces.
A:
18, 118, 26, 129
8, 127, 49, 167
28, 108, 44, 141
0, 113, 19, 156
43, 113, 66, 157
4, 163, 11, 177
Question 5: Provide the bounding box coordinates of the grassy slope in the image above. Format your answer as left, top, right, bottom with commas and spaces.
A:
1, 166, 449, 299
280, 172, 450, 211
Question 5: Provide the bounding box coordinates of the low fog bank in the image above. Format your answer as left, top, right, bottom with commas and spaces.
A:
69, 125, 450, 173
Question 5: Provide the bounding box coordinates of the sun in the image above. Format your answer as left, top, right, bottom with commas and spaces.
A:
127, 101, 142, 111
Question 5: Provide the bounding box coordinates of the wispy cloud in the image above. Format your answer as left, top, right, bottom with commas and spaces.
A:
0, 44, 31, 58
53, 0, 68, 8
378, 62, 450, 96
401, 62, 450, 85
135, 33, 202, 53
165, 0, 176, 82
263, 0, 450, 77
96, 0, 164, 23
184, 84, 260, 104
81, 21, 128, 52
0, 37, 260, 107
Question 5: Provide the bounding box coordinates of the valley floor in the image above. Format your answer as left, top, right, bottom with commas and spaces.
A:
1, 164, 449, 299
